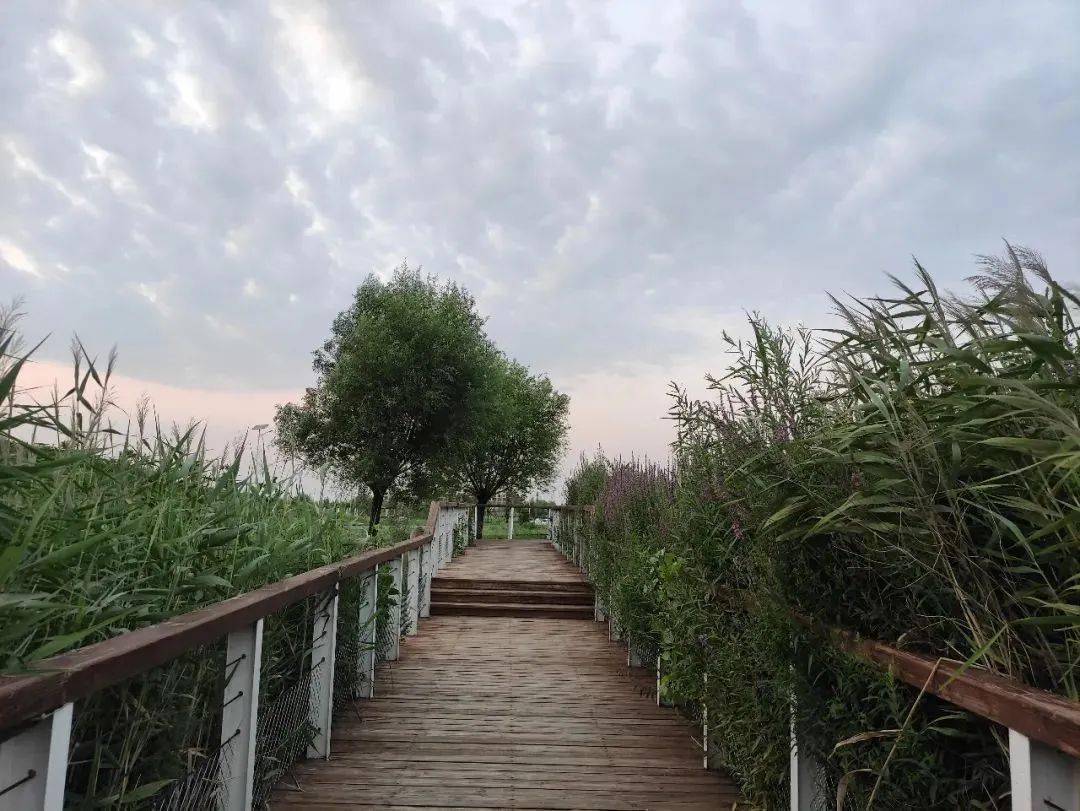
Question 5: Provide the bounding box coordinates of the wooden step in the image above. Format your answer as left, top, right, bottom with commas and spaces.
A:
429, 601, 595, 619
430, 588, 593, 606
432, 577, 592, 594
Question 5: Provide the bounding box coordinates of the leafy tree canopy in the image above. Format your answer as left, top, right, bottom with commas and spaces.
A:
275, 263, 492, 529
442, 354, 569, 536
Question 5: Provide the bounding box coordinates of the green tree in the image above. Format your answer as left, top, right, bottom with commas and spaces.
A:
275, 264, 491, 531
443, 355, 569, 538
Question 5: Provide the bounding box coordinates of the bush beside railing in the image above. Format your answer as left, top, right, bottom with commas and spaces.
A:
552, 505, 1080, 810
558, 252, 1080, 809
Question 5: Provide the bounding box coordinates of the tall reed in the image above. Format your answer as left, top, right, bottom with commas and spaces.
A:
1, 308, 406, 804
572, 246, 1077, 807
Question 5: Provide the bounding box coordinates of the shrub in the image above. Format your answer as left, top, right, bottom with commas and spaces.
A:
576, 246, 1074, 808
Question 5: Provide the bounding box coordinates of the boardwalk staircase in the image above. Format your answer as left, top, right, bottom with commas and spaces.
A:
430, 577, 594, 618
430, 538, 594, 619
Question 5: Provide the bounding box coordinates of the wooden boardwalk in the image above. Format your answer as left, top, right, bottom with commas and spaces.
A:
274, 540, 744, 810
436, 538, 590, 584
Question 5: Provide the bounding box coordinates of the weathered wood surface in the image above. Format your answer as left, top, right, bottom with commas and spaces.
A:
431, 539, 594, 619
438, 538, 590, 584
274, 539, 744, 809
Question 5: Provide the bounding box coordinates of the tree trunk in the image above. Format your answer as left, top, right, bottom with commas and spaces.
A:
476, 500, 487, 540
369, 487, 386, 534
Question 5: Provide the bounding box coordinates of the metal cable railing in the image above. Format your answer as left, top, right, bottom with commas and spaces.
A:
0, 502, 471, 811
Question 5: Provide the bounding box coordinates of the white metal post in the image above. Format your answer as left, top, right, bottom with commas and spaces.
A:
790, 695, 825, 810
307, 585, 339, 760
357, 569, 377, 699
219, 619, 262, 811
406, 547, 420, 636
656, 654, 673, 707
702, 672, 710, 770
420, 540, 433, 618
0, 702, 72, 811
508, 506, 515, 540
701, 673, 721, 770
386, 556, 403, 661
1010, 729, 1080, 811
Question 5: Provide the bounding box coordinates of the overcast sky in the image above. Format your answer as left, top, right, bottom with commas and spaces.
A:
2, 1, 1078, 490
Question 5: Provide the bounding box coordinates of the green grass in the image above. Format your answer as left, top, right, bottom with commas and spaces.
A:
480, 508, 551, 539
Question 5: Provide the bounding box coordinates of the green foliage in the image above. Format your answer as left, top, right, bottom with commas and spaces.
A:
275, 263, 492, 529
564, 448, 609, 505
441, 353, 569, 536
576, 246, 1074, 809
0, 321, 408, 804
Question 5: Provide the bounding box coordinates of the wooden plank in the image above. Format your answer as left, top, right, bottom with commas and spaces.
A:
272, 616, 743, 808
435, 540, 588, 584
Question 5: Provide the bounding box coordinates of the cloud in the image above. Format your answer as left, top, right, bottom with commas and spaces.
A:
0, 237, 40, 277
0, 0, 1077, 488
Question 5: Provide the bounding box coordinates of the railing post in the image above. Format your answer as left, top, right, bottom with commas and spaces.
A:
508, 506, 515, 540
594, 593, 606, 622
406, 546, 420, 636
420, 539, 434, 618
0, 702, 72, 811
656, 654, 673, 707
702, 673, 710, 769
386, 556, 403, 661
701, 673, 721, 771
790, 695, 825, 810
307, 585, 339, 760
1009, 729, 1080, 811
219, 619, 262, 811
356, 568, 377, 699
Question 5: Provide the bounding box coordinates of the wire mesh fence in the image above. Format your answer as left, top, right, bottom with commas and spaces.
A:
417, 559, 430, 619
332, 577, 365, 708
154, 738, 227, 810
21, 520, 441, 809
375, 564, 399, 666
249, 592, 319, 806
63, 638, 227, 809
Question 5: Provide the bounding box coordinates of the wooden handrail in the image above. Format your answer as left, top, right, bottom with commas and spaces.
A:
0, 500, 471, 731
830, 627, 1080, 760
568, 520, 1080, 767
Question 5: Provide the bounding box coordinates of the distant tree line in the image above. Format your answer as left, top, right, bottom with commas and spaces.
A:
275, 263, 569, 535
